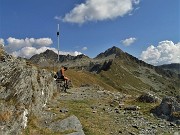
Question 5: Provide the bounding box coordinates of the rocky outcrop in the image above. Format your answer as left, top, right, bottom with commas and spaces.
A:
0, 44, 12, 62
152, 96, 180, 124
137, 93, 159, 103
0, 52, 57, 134
0, 47, 85, 135
89, 59, 113, 73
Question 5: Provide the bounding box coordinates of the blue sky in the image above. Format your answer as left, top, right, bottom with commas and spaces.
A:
0, 0, 179, 65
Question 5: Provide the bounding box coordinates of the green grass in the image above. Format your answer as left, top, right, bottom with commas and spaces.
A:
46, 99, 118, 135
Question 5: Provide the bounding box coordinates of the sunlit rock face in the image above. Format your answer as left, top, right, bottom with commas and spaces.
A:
0, 47, 56, 135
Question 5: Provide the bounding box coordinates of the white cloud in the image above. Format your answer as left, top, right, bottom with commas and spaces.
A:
140, 41, 180, 65
34, 38, 53, 46
11, 46, 82, 58
4, 37, 82, 58
12, 47, 39, 58
5, 37, 53, 53
61, 0, 140, 24
82, 46, 88, 51
122, 37, 137, 46
0, 38, 4, 46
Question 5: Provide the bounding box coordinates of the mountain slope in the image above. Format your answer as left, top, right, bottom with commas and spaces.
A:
158, 63, 180, 74
88, 46, 179, 97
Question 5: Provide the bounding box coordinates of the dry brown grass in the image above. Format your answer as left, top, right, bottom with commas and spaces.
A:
66, 69, 117, 92
0, 111, 12, 122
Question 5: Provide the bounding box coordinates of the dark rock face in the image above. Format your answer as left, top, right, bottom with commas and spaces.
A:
152, 96, 180, 123
90, 60, 113, 73
137, 93, 159, 103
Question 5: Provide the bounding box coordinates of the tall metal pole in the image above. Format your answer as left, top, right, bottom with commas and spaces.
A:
57, 24, 60, 61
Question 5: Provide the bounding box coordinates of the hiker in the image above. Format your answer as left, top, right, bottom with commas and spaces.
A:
56, 66, 70, 87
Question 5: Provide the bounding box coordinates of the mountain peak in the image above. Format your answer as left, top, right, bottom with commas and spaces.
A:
107, 46, 123, 54
43, 49, 57, 55
95, 46, 124, 58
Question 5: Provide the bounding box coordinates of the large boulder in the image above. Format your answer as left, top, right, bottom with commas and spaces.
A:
137, 93, 159, 103
151, 96, 180, 124
49, 115, 85, 135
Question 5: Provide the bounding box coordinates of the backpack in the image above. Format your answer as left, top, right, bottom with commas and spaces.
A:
54, 74, 57, 78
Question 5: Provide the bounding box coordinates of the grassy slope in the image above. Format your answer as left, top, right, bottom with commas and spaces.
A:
98, 59, 150, 95
66, 69, 117, 92
97, 58, 180, 97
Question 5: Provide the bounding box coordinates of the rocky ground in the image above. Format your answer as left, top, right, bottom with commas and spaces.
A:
38, 85, 180, 135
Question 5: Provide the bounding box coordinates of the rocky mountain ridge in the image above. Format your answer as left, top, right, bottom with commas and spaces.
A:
29, 46, 179, 78
30, 49, 90, 63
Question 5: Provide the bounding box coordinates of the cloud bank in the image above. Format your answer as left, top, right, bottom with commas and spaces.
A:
140, 41, 180, 65
5, 37, 53, 53
60, 0, 140, 24
122, 37, 137, 46
3, 37, 82, 58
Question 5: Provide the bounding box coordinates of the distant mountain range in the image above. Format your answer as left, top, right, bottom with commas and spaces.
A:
157, 63, 180, 74
28, 46, 180, 96
29, 46, 180, 76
